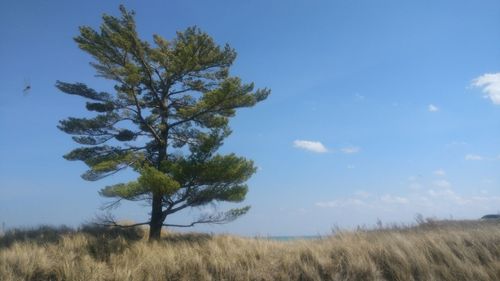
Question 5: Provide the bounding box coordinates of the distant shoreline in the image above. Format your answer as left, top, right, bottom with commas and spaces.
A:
263, 235, 321, 241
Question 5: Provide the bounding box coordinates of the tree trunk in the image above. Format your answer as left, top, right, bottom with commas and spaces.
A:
149, 120, 168, 241
148, 193, 164, 241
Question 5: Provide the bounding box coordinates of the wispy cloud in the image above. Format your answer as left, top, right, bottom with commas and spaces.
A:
316, 194, 409, 208
446, 141, 468, 148
293, 140, 328, 153
354, 190, 371, 198
315, 198, 365, 208
433, 169, 446, 176
428, 104, 439, 112
340, 146, 361, 154
433, 179, 451, 188
315, 186, 500, 213
315, 170, 500, 222
472, 73, 500, 104
292, 141, 362, 155
380, 194, 409, 204
465, 154, 483, 161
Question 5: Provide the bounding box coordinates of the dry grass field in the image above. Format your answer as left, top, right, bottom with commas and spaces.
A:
1, 219, 500, 281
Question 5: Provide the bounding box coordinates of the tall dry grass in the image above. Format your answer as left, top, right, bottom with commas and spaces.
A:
1, 220, 500, 280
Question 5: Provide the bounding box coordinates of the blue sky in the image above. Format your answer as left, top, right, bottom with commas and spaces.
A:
2, 0, 500, 236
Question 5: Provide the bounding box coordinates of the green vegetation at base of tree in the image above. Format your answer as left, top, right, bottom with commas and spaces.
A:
2, 220, 500, 281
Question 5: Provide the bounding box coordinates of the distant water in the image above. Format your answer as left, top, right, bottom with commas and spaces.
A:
264, 235, 321, 241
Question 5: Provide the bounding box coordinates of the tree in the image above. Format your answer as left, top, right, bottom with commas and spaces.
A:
57, 6, 270, 241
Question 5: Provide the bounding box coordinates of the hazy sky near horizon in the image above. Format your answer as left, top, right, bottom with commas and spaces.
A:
2, 0, 500, 236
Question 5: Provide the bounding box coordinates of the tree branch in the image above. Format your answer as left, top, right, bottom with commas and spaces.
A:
164, 203, 190, 215
132, 46, 163, 106
97, 221, 150, 228
94, 213, 150, 228
163, 212, 236, 228
168, 87, 197, 97
131, 91, 163, 143
163, 220, 222, 228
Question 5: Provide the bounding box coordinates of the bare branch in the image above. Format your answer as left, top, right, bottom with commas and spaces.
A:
163, 220, 222, 228
100, 198, 123, 210
163, 207, 246, 228
164, 203, 190, 215
97, 221, 150, 228
95, 213, 150, 228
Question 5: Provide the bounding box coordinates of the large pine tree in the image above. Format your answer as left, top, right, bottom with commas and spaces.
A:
57, 6, 270, 240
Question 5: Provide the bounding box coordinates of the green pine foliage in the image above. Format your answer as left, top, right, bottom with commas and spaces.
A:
58, 5, 270, 239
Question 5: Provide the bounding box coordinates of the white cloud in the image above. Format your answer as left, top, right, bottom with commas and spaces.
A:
446, 141, 468, 148
354, 190, 371, 198
427, 188, 463, 203
293, 140, 328, 153
315, 198, 365, 208
428, 104, 439, 112
465, 154, 483, 161
341, 146, 361, 154
472, 73, 500, 104
433, 179, 451, 189
433, 169, 446, 176
315, 188, 500, 212
380, 195, 409, 204
314, 185, 500, 225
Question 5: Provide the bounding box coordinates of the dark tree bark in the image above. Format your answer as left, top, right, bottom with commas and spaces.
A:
149, 193, 164, 240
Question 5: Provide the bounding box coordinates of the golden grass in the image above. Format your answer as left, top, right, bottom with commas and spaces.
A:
1, 220, 500, 280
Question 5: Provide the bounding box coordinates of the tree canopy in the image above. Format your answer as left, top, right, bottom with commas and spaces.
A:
58, 5, 270, 240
